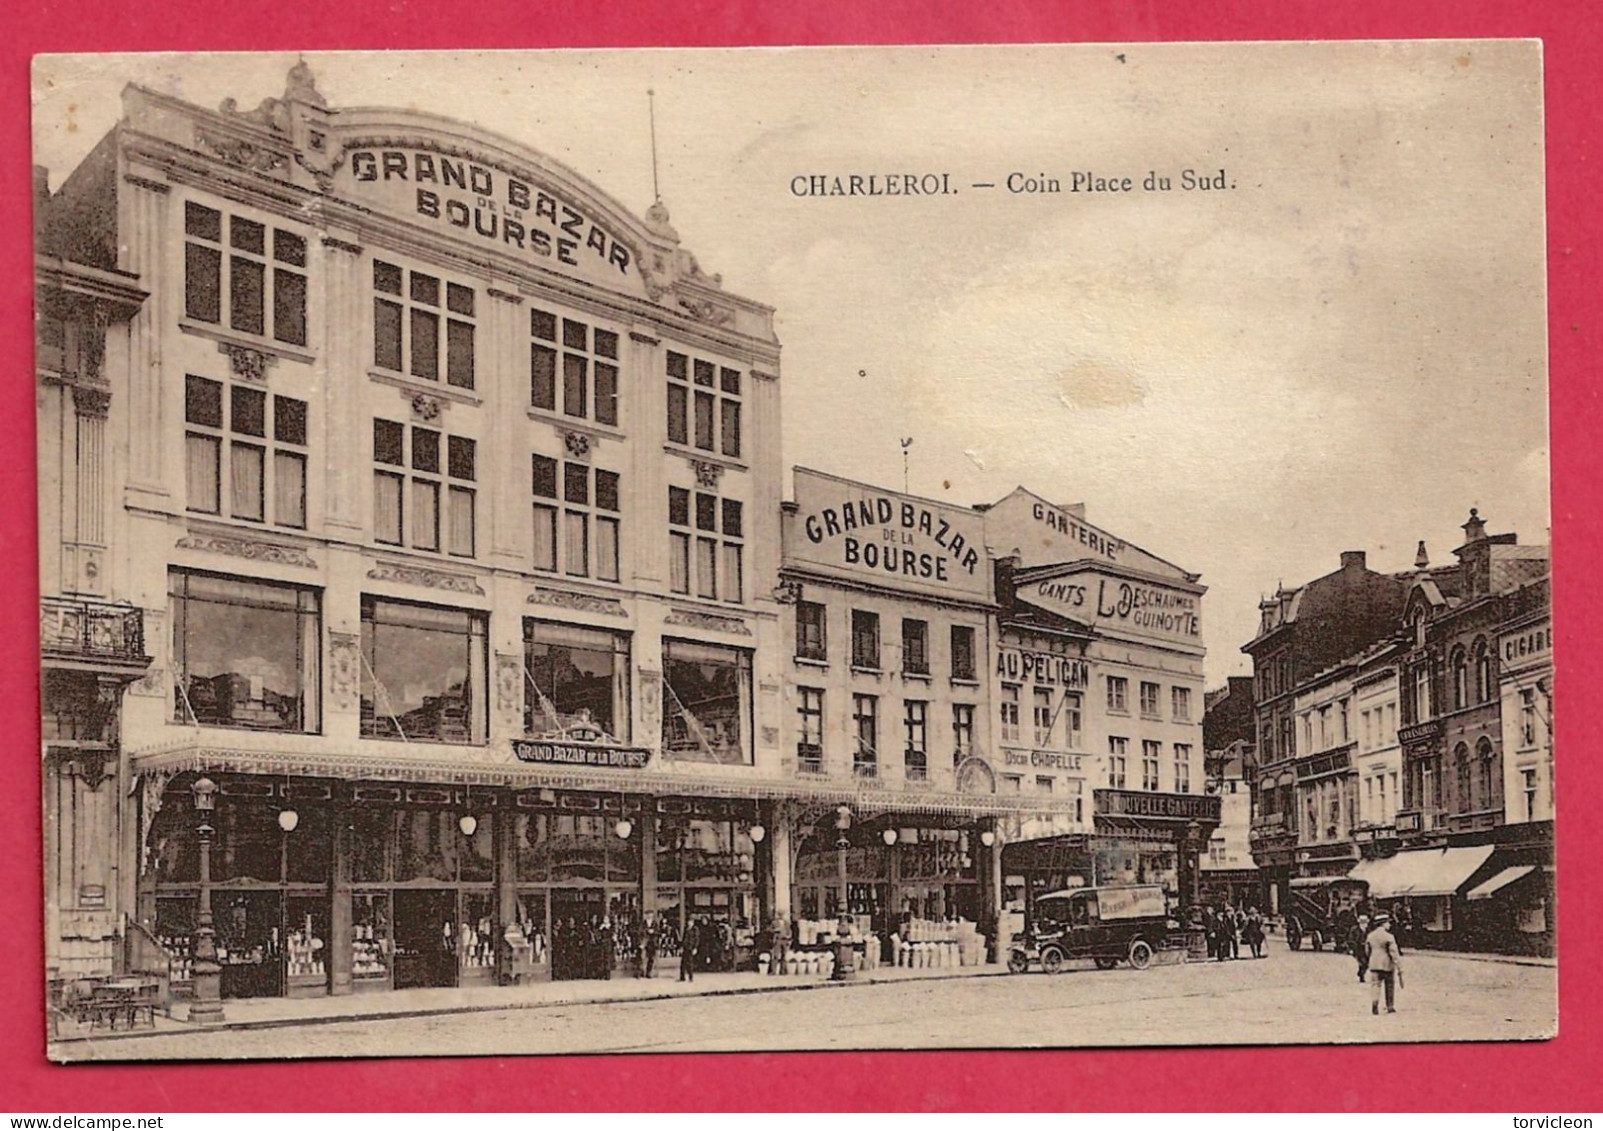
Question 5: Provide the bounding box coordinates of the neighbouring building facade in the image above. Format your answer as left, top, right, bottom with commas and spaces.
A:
1200, 678, 1258, 908
1243, 551, 1409, 915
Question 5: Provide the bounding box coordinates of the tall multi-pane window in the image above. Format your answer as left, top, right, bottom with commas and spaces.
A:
665, 350, 741, 458
360, 596, 488, 744
1107, 675, 1128, 713
1414, 665, 1433, 722
1033, 688, 1054, 747
950, 625, 977, 681
1139, 681, 1161, 719
952, 703, 974, 763
1108, 737, 1128, 788
372, 260, 475, 389
852, 694, 878, 776
1172, 686, 1192, 722
851, 610, 881, 669
170, 570, 320, 732
1000, 685, 1021, 743
1174, 744, 1193, 793
533, 456, 620, 581
901, 619, 929, 676
1067, 778, 1084, 824
796, 601, 827, 661
530, 308, 619, 425
184, 203, 307, 346
373, 420, 475, 556
1522, 768, 1538, 821
1477, 737, 1496, 810
797, 688, 825, 772
1520, 688, 1539, 747
904, 700, 928, 780
523, 620, 630, 741
185, 376, 307, 528
667, 487, 742, 602
1473, 638, 1493, 704
1062, 692, 1083, 749
1142, 740, 1162, 791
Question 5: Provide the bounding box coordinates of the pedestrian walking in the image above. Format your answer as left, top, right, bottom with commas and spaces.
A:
1348, 913, 1371, 983
1243, 907, 1265, 958
680, 916, 701, 982
1228, 907, 1243, 960
1365, 912, 1403, 1015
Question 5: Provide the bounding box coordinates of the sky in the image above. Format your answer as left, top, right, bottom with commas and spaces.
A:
31, 43, 1550, 686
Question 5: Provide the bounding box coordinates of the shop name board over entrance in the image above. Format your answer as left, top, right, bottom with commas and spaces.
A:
1004, 749, 1083, 771
512, 740, 651, 768
996, 647, 1089, 689
1029, 572, 1202, 645
343, 149, 636, 288
1094, 789, 1220, 823
788, 470, 990, 600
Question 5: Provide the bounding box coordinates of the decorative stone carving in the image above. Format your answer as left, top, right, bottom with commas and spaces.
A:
955, 756, 997, 795
664, 609, 752, 636
486, 287, 524, 305
322, 236, 363, 255
328, 632, 360, 713
495, 653, 523, 719
527, 587, 628, 617
639, 670, 662, 736
690, 459, 724, 488
129, 663, 166, 699
628, 330, 661, 346
562, 430, 593, 460
176, 533, 318, 569
71, 384, 111, 418
366, 562, 485, 596
220, 341, 275, 382
138, 769, 180, 877
761, 726, 780, 747
195, 127, 290, 173
677, 296, 734, 326
410, 392, 444, 423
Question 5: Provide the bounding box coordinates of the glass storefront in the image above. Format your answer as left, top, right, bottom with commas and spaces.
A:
360, 596, 488, 743
660, 639, 753, 764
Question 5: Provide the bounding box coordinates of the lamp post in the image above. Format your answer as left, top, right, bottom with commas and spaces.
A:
189, 776, 225, 1024
1184, 818, 1204, 913
832, 804, 855, 981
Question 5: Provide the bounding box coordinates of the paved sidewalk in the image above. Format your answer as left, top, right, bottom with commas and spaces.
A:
51, 960, 1009, 1044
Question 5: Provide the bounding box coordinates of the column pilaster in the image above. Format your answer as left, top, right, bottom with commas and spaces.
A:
121, 172, 171, 504
321, 232, 366, 535
485, 287, 526, 564
628, 329, 665, 588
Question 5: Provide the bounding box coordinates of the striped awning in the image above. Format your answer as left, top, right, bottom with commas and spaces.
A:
1467, 866, 1538, 901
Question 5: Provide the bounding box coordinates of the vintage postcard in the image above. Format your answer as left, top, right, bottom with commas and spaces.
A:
32, 42, 1551, 1060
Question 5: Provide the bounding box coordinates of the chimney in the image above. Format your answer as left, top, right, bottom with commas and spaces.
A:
1340, 551, 1366, 572
1414, 541, 1430, 570
1462, 507, 1487, 544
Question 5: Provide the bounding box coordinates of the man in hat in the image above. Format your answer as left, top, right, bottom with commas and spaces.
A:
1348, 913, 1371, 982
1365, 912, 1403, 1015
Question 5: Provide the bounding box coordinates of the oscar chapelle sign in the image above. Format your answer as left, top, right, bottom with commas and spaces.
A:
338, 146, 639, 290
1028, 569, 1202, 648
789, 470, 990, 600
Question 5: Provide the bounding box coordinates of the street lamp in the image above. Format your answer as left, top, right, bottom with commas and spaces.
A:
189, 776, 224, 1024
833, 805, 855, 981
1184, 819, 1204, 913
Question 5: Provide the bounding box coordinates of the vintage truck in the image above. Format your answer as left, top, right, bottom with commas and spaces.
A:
1007, 885, 1172, 973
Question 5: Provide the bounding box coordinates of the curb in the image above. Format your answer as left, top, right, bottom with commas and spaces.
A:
50, 966, 1015, 1048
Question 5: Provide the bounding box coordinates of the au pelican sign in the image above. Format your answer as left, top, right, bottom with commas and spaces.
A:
787, 469, 990, 600
338, 146, 640, 293
1029, 570, 1203, 649
512, 740, 651, 769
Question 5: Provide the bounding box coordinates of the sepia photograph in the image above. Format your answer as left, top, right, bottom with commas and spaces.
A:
30, 41, 1553, 1063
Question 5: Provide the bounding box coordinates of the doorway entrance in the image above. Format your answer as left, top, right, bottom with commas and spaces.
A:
550, 888, 605, 980
392, 890, 458, 989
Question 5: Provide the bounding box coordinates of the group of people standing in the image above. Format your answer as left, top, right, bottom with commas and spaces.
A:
1200, 904, 1267, 960
550, 916, 623, 980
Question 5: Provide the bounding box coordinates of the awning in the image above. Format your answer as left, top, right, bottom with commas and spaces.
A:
1467, 865, 1537, 901
1347, 844, 1495, 898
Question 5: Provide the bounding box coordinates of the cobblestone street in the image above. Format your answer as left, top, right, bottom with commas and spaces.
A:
56, 945, 1554, 1061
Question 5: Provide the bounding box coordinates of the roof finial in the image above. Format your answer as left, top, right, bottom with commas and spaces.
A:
1414, 540, 1430, 570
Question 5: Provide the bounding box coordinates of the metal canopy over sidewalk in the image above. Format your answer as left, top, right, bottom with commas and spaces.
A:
1348, 844, 1495, 898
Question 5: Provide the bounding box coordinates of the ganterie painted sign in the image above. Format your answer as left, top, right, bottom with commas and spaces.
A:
1029, 571, 1202, 647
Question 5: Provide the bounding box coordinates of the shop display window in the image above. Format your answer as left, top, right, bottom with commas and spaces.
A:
661, 639, 752, 764
549, 814, 608, 883
512, 891, 550, 967
458, 892, 497, 976
212, 800, 283, 883
523, 620, 630, 741
284, 895, 330, 994
170, 571, 320, 732
150, 803, 200, 884
351, 892, 393, 985
215, 890, 286, 999
154, 896, 197, 984
393, 809, 462, 883
360, 596, 488, 744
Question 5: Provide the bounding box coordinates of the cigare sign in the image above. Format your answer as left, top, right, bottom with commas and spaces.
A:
512, 740, 651, 769
1502, 624, 1552, 666
788, 470, 989, 599
343, 148, 636, 284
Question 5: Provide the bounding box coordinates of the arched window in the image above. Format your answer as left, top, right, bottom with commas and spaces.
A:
1451, 647, 1469, 711
1473, 637, 1492, 703
1412, 608, 1428, 648
1477, 736, 1496, 809
1455, 742, 1471, 811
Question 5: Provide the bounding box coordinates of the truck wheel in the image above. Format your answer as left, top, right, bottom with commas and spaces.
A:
1094, 957, 1119, 970
1311, 930, 1324, 952
1007, 950, 1030, 975
1128, 939, 1154, 970
1287, 921, 1303, 950
1041, 948, 1065, 975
